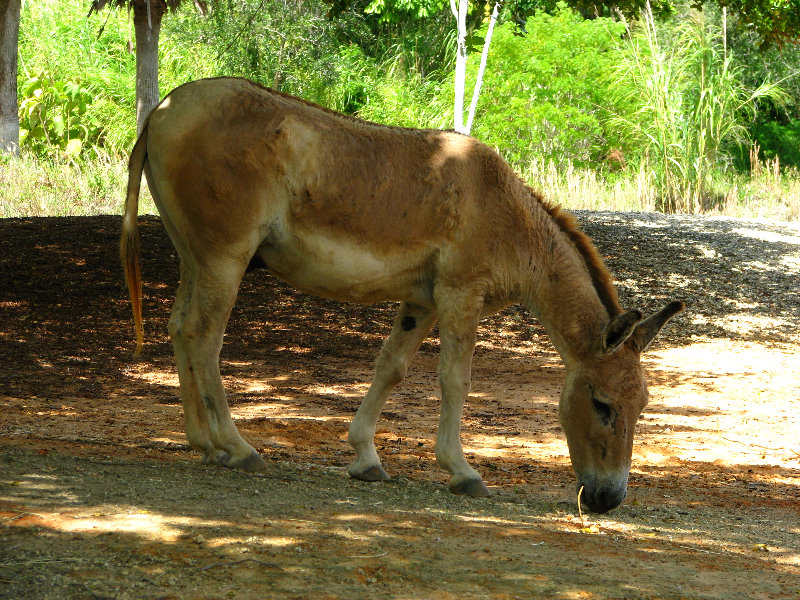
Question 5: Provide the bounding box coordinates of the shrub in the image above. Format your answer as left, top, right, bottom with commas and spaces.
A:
18, 74, 104, 160
461, 6, 628, 170
752, 120, 800, 169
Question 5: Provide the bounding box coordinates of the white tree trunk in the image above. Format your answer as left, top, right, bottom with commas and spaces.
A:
133, 0, 163, 135
0, 0, 21, 156
465, 2, 499, 134
450, 0, 468, 134
450, 0, 500, 136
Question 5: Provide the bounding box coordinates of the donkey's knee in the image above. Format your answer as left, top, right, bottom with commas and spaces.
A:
375, 350, 411, 387
168, 315, 182, 343
179, 307, 224, 356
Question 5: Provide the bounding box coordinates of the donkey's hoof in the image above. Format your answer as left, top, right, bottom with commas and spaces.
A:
210, 449, 267, 473
448, 477, 492, 497
202, 449, 229, 466
348, 464, 391, 482
229, 450, 268, 473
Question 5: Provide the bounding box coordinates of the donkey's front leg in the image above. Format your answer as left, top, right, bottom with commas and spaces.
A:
435, 302, 490, 497
348, 303, 436, 482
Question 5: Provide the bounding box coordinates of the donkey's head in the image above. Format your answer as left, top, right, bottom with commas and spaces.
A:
559, 301, 684, 513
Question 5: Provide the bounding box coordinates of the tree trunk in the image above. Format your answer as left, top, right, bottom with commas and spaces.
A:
133, 0, 164, 135
450, 0, 468, 134
450, 0, 500, 136
0, 0, 21, 156
465, 2, 500, 134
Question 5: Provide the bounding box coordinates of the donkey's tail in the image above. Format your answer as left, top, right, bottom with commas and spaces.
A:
120, 127, 149, 355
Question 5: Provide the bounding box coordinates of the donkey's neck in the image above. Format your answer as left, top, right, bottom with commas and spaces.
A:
522, 218, 612, 366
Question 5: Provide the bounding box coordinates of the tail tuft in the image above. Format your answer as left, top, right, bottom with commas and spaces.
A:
121, 129, 148, 355
121, 214, 143, 355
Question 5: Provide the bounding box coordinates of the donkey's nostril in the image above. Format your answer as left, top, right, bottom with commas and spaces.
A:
578, 479, 628, 514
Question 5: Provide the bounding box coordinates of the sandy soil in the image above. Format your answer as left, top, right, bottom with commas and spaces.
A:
0, 214, 798, 599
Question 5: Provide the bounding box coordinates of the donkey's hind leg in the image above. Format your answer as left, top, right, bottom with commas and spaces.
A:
168, 264, 221, 463
348, 303, 436, 482
175, 260, 266, 472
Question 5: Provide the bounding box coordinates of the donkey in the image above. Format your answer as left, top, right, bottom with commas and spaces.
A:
121, 77, 683, 513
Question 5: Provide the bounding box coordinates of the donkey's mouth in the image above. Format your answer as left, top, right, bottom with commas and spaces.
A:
577, 476, 628, 514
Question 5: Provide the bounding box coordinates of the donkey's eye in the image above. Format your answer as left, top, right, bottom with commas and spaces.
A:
589, 386, 613, 424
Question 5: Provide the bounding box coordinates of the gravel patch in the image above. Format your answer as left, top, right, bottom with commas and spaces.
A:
575, 211, 800, 346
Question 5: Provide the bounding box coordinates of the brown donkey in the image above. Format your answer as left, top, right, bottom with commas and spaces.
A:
121, 77, 683, 513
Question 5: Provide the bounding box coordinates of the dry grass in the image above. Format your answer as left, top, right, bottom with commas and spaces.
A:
1, 151, 797, 221
524, 153, 800, 221
524, 157, 657, 213
713, 148, 800, 221
0, 153, 156, 218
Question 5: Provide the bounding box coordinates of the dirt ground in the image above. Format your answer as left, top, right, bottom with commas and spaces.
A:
1, 213, 798, 600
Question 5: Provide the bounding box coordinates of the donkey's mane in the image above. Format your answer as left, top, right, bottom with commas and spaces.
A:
533, 190, 622, 317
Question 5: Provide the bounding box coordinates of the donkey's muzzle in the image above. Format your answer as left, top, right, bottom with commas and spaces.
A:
577, 475, 628, 514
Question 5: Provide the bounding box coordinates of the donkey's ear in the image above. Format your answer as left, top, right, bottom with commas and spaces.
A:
631, 301, 685, 352
601, 310, 643, 356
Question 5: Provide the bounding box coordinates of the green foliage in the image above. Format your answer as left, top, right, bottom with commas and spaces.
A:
18, 74, 103, 159
337, 0, 456, 78
753, 120, 800, 168
19, 0, 217, 158
699, 0, 800, 48
9, 0, 800, 221
365, 0, 447, 20
725, 7, 800, 164
180, 0, 342, 101
346, 64, 452, 128
462, 6, 628, 168
319, 43, 448, 127
20, 0, 133, 156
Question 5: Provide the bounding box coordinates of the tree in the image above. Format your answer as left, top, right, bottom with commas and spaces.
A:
0, 0, 21, 156
88, 0, 188, 134
699, 0, 800, 49
359, 0, 800, 137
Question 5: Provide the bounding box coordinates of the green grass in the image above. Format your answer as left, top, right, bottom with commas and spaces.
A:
18, 0, 219, 157
607, 6, 786, 214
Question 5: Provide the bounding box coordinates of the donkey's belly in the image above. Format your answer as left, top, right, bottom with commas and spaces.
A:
256, 229, 432, 306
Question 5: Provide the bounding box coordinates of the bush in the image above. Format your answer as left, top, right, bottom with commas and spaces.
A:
19, 0, 219, 158
752, 120, 800, 168
18, 74, 103, 160
462, 6, 628, 169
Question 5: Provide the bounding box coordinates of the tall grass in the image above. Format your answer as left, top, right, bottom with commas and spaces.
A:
523, 158, 657, 213
340, 52, 452, 129
609, 4, 786, 213
19, 0, 218, 155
